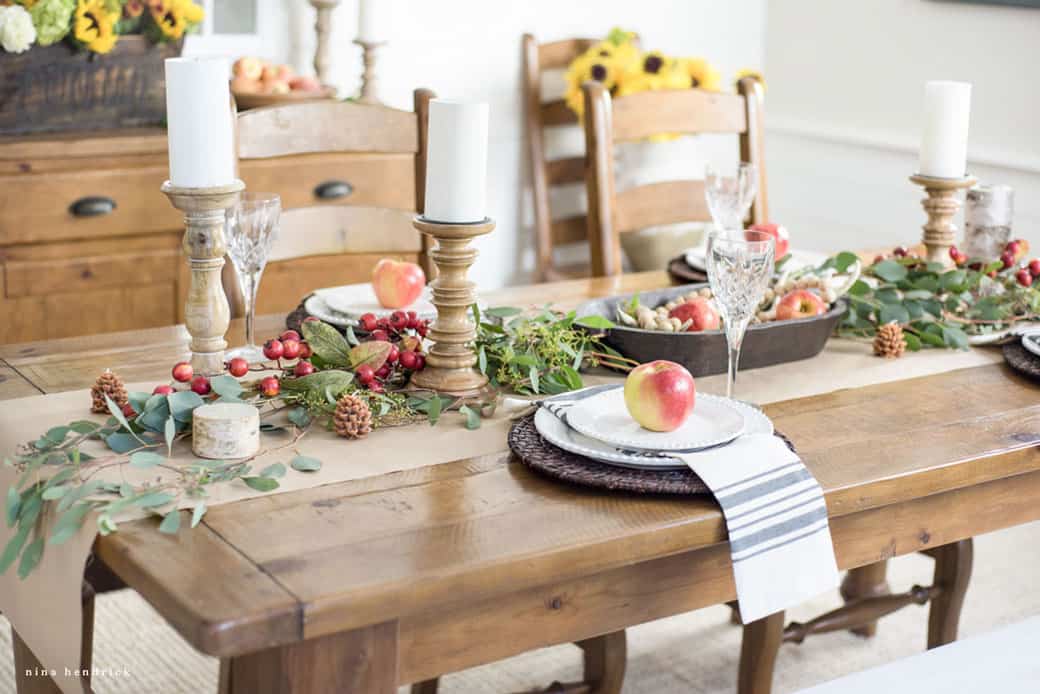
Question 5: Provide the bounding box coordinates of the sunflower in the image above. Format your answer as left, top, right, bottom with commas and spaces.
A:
735, 68, 766, 92
678, 58, 722, 92
149, 0, 187, 39
73, 0, 118, 53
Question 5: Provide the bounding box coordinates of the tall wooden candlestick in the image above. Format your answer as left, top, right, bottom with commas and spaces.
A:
409, 216, 495, 397
909, 174, 977, 266
309, 0, 341, 89
162, 180, 245, 375
354, 39, 385, 104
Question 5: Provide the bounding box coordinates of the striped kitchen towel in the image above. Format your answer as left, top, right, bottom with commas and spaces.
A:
675, 433, 839, 623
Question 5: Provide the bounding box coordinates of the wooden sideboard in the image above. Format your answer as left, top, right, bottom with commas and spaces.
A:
0, 129, 419, 344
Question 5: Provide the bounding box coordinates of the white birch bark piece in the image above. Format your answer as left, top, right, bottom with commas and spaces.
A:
192, 403, 261, 460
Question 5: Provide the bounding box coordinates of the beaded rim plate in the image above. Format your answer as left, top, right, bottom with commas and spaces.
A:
1021, 330, 1040, 358
565, 389, 745, 451
303, 294, 357, 327
534, 401, 773, 470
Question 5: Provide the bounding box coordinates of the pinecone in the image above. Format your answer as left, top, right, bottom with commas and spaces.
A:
873, 323, 906, 359
333, 394, 372, 439
91, 370, 129, 413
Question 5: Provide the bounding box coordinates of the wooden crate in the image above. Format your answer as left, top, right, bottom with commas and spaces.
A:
0, 36, 181, 136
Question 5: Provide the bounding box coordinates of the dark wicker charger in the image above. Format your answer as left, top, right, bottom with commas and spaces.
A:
1002, 340, 1040, 381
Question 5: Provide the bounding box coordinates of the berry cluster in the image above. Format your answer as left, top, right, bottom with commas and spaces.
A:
354, 310, 429, 393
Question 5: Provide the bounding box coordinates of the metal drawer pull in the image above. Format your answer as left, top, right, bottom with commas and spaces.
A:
313, 180, 352, 200
69, 196, 117, 217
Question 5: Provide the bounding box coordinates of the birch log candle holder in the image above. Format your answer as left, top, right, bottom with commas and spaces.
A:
409, 216, 495, 398
192, 403, 260, 459
354, 40, 386, 104
909, 174, 977, 266
162, 180, 245, 376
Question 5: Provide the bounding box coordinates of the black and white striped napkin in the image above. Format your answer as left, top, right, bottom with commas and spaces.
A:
540, 386, 839, 624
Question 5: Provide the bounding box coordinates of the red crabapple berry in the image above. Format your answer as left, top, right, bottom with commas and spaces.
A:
302, 316, 320, 323
398, 350, 418, 370
227, 357, 249, 377
1016, 269, 1033, 287
190, 375, 211, 396
281, 338, 302, 360
417, 322, 429, 338
171, 361, 193, 383
375, 364, 390, 379
259, 376, 280, 397
893, 246, 908, 258
355, 364, 375, 385
359, 313, 379, 332
280, 330, 301, 342
414, 354, 426, 371
298, 341, 313, 359
263, 339, 285, 360
1029, 259, 1040, 277
368, 382, 384, 394
406, 311, 419, 329
389, 310, 409, 332
293, 360, 316, 377
152, 384, 174, 395
1001, 251, 1015, 270
949, 246, 960, 261
370, 329, 390, 342
386, 344, 399, 364
122, 403, 137, 418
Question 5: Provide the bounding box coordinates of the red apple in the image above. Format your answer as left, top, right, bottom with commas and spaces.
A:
372, 259, 426, 309
668, 297, 720, 331
775, 289, 827, 320
289, 75, 322, 93
261, 63, 293, 82
748, 223, 790, 259
233, 56, 263, 81
623, 360, 696, 432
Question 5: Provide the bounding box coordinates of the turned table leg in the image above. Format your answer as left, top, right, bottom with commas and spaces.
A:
927, 538, 973, 649
840, 560, 891, 637
220, 622, 398, 694
738, 611, 784, 694
12, 581, 94, 694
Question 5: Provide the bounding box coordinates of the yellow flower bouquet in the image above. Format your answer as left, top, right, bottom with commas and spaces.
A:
3, 0, 203, 55
564, 27, 765, 119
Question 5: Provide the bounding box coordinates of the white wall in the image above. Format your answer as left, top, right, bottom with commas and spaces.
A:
279, 0, 767, 289
764, 0, 1040, 256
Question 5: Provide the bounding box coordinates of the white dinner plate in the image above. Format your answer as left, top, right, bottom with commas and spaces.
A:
535, 401, 773, 471
314, 283, 437, 320
565, 388, 745, 451
304, 294, 356, 327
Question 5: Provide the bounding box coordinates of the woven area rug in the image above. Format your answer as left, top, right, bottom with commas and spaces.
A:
1, 521, 1038, 693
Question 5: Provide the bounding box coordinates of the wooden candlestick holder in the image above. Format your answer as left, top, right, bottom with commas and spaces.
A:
909, 173, 977, 266
310, 0, 341, 90
409, 216, 495, 398
162, 180, 245, 376
354, 39, 386, 104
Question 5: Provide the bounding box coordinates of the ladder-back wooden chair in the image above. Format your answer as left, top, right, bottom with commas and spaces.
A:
523, 34, 600, 281
581, 77, 768, 277
230, 90, 436, 317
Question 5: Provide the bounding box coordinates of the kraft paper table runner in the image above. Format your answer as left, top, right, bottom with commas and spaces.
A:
0, 342, 1002, 694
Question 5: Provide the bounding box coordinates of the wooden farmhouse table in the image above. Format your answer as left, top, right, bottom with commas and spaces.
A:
3, 270, 1040, 694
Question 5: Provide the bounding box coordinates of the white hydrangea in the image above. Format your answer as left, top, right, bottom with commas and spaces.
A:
0, 5, 37, 54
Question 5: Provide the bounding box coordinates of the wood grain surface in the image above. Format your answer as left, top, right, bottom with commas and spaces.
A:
3, 272, 1039, 691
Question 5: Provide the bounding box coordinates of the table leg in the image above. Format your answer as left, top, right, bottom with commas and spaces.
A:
927, 538, 973, 649
578, 630, 626, 694
12, 581, 94, 694
840, 560, 891, 637
738, 611, 784, 694
220, 621, 398, 694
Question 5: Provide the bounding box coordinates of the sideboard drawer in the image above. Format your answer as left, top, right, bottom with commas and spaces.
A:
0, 165, 181, 244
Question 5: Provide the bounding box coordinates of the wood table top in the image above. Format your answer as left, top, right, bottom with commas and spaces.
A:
3, 270, 1039, 665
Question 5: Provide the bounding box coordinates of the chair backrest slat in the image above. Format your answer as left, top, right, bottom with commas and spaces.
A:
582, 77, 768, 277
614, 180, 709, 234
270, 206, 420, 262
545, 156, 585, 186
611, 90, 747, 142
538, 38, 598, 70
237, 101, 418, 159
540, 99, 579, 128
551, 215, 589, 246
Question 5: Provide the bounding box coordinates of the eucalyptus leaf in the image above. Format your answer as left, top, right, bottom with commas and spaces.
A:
529, 365, 540, 394
168, 391, 205, 422
130, 451, 164, 469
5, 487, 20, 528
287, 407, 312, 429
260, 463, 287, 478
191, 502, 207, 528
486, 306, 523, 318
69, 421, 101, 435
873, 260, 908, 282
158, 510, 181, 535
426, 395, 442, 426
50, 503, 93, 546
344, 324, 360, 347
280, 370, 354, 397
210, 375, 244, 398
17, 537, 44, 579
574, 315, 615, 330
878, 304, 910, 325
243, 476, 279, 492
128, 392, 152, 414
43, 426, 70, 445
164, 416, 176, 456
904, 332, 922, 351
459, 405, 481, 430
0, 524, 30, 574
290, 455, 322, 472
135, 491, 176, 508
41, 486, 69, 501
105, 395, 144, 444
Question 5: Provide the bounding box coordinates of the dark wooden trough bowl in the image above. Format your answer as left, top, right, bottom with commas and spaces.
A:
576, 283, 847, 377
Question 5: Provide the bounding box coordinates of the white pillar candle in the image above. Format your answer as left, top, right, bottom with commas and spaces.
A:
919, 80, 971, 179
164, 57, 236, 188
423, 100, 489, 224
358, 0, 391, 43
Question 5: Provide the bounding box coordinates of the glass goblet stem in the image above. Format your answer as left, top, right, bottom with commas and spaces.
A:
723, 315, 751, 399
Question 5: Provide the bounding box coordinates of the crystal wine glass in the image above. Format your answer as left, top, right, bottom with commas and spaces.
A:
705, 162, 758, 232
225, 192, 281, 362
706, 229, 775, 399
